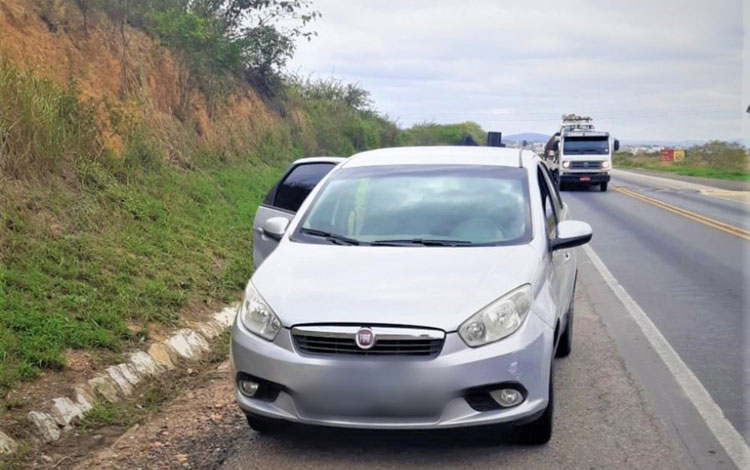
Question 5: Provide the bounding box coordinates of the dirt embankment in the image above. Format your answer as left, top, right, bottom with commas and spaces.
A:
0, 0, 279, 155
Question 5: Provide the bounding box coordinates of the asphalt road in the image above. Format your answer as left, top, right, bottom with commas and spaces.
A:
563, 169, 749, 462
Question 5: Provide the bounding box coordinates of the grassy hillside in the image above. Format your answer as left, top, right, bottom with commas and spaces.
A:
0, 0, 496, 394
0, 0, 404, 392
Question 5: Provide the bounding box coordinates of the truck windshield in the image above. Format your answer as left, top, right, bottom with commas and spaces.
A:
563, 137, 609, 155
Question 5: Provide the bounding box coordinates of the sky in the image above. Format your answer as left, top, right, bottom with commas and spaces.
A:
288, 0, 746, 143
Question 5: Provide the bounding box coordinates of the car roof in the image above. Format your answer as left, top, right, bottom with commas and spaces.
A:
342, 146, 537, 169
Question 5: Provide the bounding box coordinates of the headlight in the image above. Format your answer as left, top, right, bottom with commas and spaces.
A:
602, 161, 611, 169
239, 283, 281, 341
458, 285, 532, 347
562, 161, 571, 168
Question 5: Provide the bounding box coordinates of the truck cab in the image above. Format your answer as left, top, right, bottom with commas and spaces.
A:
544, 116, 619, 192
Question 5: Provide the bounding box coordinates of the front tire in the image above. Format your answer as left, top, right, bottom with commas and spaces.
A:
245, 412, 288, 434
556, 307, 573, 358
515, 363, 554, 445
600, 182, 608, 192
556, 274, 577, 358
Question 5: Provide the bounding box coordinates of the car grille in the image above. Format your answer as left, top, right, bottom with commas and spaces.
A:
292, 326, 445, 358
570, 161, 602, 169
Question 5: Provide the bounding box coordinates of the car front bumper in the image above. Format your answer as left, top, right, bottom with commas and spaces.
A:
230, 312, 553, 430
560, 172, 610, 184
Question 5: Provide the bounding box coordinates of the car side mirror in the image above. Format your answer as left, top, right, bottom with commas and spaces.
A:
262, 217, 290, 241
550, 220, 592, 251
613, 139, 620, 152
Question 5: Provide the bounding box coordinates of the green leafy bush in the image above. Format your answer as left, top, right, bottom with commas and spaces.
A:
402, 121, 486, 146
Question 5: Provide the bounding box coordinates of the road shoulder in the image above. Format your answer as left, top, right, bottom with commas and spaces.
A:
578, 249, 740, 469
615, 168, 750, 191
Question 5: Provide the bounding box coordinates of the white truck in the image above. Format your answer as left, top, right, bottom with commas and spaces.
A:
543, 115, 619, 192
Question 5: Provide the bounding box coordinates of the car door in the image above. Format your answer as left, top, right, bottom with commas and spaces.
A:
542, 163, 576, 311
253, 157, 343, 268
537, 165, 568, 328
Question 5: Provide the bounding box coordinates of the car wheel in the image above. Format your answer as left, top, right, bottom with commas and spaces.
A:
556, 306, 573, 358
600, 182, 608, 192
245, 412, 288, 434
556, 274, 576, 358
516, 362, 554, 445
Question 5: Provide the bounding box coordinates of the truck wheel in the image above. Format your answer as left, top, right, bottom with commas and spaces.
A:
600, 182, 608, 192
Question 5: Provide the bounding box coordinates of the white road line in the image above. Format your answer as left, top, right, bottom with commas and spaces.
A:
583, 244, 750, 469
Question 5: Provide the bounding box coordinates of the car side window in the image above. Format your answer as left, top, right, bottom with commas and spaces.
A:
537, 166, 558, 239
267, 163, 335, 213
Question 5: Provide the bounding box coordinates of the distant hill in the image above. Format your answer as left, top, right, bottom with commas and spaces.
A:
503, 132, 550, 143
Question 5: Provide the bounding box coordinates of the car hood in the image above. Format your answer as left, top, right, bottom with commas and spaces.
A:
252, 241, 540, 332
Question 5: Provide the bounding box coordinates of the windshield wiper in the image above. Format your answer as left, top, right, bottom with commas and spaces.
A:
371, 238, 473, 247
300, 227, 361, 245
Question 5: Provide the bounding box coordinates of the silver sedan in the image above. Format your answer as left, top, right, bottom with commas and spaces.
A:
230, 146, 592, 444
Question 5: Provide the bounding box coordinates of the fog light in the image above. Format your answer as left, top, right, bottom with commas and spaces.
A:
239, 379, 259, 397
490, 388, 523, 407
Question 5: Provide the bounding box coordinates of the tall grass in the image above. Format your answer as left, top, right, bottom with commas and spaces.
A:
0, 57, 104, 180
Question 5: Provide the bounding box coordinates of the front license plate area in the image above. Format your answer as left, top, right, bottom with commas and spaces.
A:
579, 176, 591, 182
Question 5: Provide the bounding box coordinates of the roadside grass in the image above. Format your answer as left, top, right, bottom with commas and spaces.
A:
0, 69, 283, 391
0, 160, 281, 393
0, 441, 31, 470
613, 144, 750, 182
0, 57, 104, 180
80, 332, 230, 432
615, 161, 750, 181
80, 382, 174, 430
0, 56, 289, 393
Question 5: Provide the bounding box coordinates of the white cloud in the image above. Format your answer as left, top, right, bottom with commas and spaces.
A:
290, 0, 744, 142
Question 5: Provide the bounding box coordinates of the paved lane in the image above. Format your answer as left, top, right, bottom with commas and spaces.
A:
610, 169, 750, 230
563, 170, 750, 446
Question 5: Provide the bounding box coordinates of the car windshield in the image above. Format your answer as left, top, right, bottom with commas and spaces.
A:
563, 137, 609, 155
293, 164, 531, 246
